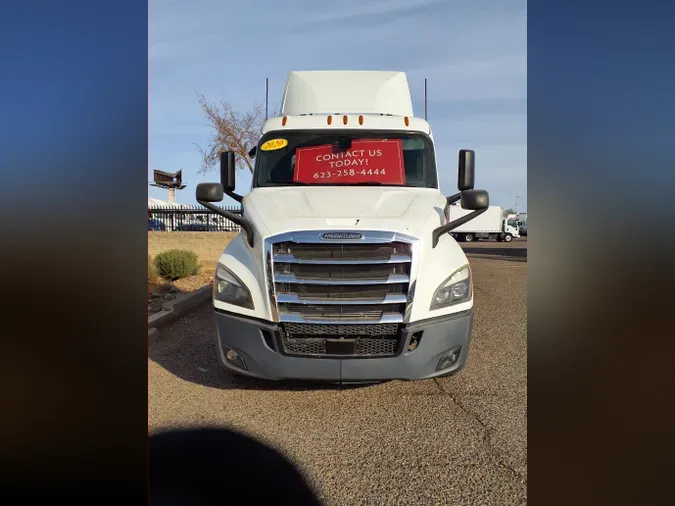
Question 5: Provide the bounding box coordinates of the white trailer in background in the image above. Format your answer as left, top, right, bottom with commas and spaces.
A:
448, 205, 520, 242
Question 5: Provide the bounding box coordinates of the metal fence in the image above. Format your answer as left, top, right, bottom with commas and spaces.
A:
148, 205, 242, 232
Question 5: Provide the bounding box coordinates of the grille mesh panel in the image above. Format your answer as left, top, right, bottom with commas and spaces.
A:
283, 322, 399, 336
281, 337, 398, 357
281, 322, 402, 357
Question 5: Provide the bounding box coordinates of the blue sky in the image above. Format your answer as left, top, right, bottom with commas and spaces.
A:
149, 0, 527, 212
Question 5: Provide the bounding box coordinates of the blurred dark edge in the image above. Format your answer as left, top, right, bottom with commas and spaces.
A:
529, 0, 675, 504
149, 427, 322, 505
0, 0, 150, 500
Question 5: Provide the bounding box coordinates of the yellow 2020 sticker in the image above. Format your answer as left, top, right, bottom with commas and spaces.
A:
260, 138, 288, 151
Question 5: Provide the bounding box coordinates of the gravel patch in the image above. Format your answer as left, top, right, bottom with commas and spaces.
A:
148, 270, 214, 316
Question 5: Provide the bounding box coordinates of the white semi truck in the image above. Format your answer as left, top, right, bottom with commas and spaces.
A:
448, 205, 520, 242
196, 71, 490, 382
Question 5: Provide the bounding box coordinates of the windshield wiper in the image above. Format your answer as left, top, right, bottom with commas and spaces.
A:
351, 182, 407, 186
265, 181, 309, 186
264, 181, 405, 187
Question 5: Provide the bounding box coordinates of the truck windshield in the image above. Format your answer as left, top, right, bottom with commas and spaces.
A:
253, 131, 437, 188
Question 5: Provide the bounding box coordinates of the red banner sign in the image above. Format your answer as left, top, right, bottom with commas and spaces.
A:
293, 139, 405, 185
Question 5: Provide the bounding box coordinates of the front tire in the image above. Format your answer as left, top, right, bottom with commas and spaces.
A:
504, 233, 513, 243
464, 233, 474, 242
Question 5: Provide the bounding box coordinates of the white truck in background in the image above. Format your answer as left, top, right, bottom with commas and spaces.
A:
505, 213, 519, 235
517, 212, 527, 236
448, 205, 520, 242
196, 70, 491, 382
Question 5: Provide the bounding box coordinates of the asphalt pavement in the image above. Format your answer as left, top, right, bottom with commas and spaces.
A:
149, 239, 527, 505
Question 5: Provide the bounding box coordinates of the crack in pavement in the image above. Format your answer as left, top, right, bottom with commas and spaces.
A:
433, 378, 527, 486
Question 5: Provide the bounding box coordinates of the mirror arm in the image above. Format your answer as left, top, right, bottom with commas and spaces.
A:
446, 192, 461, 206
431, 207, 488, 248
225, 190, 243, 203
442, 192, 462, 228
197, 200, 255, 248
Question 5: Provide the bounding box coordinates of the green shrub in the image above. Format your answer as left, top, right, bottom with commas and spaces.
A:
154, 249, 199, 281
148, 254, 156, 282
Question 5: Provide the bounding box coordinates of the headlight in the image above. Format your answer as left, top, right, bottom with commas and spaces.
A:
214, 264, 254, 309
430, 264, 471, 310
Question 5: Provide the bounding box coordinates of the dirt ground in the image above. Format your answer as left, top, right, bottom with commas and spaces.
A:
149, 241, 528, 505
148, 268, 214, 315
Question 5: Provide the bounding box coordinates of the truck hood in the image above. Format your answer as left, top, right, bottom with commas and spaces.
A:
244, 186, 444, 237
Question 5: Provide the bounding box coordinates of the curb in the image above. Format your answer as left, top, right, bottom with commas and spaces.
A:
148, 284, 212, 335
149, 327, 161, 344
466, 253, 527, 263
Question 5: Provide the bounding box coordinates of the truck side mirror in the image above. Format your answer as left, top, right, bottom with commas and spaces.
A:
195, 181, 254, 246
431, 187, 490, 248
196, 182, 224, 203
220, 151, 236, 192
458, 149, 475, 191
460, 189, 489, 210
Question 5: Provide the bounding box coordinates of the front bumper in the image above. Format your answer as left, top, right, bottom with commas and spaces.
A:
214, 309, 474, 382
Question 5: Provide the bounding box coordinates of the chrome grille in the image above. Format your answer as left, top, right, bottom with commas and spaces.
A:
271, 239, 413, 324
268, 233, 415, 357
275, 263, 409, 282
276, 283, 408, 301
278, 303, 406, 321
273, 243, 410, 261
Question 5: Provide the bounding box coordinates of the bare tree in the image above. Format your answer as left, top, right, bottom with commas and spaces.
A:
195, 94, 268, 174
